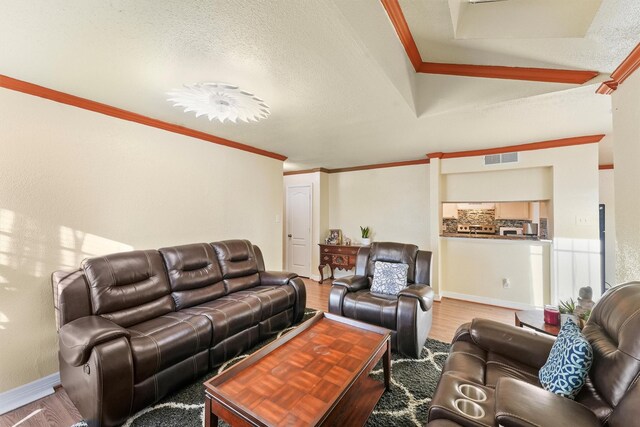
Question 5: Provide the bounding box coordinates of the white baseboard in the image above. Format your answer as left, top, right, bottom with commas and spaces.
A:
433, 293, 442, 302
440, 291, 537, 310
309, 274, 321, 282
0, 372, 60, 415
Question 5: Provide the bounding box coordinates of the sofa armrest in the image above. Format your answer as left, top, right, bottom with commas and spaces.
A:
398, 284, 434, 311
470, 318, 555, 369
259, 271, 298, 286
495, 378, 600, 427
59, 316, 130, 366
332, 275, 369, 292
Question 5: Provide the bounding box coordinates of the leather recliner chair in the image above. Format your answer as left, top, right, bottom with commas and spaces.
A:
328, 242, 434, 358
427, 281, 640, 427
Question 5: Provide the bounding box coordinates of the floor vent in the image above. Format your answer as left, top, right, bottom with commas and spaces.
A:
484, 152, 518, 165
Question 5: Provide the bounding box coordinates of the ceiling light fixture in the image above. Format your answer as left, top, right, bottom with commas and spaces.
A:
167, 82, 270, 123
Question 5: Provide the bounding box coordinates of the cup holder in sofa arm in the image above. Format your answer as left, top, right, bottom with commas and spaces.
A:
457, 384, 487, 402
453, 399, 485, 420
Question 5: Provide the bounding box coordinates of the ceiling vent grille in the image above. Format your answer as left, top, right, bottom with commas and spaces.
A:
501, 152, 519, 163
484, 154, 501, 165
484, 152, 518, 165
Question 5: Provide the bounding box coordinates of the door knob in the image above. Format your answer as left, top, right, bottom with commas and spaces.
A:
288, 234, 292, 238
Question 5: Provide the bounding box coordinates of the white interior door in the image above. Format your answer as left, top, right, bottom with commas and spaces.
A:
286, 185, 311, 277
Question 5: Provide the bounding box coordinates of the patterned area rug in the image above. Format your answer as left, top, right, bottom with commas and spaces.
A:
73, 310, 450, 427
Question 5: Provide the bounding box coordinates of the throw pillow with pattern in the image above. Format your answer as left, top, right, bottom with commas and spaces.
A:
539, 318, 593, 399
370, 261, 409, 296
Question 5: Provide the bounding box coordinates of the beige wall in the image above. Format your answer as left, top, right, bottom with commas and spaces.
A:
612, 70, 640, 283
441, 238, 551, 309
328, 165, 430, 248
0, 89, 284, 392
599, 170, 616, 286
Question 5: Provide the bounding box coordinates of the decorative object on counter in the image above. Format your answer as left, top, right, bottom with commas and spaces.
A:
543, 305, 560, 326
327, 229, 342, 245
360, 226, 371, 245
559, 298, 579, 326
344, 237, 351, 246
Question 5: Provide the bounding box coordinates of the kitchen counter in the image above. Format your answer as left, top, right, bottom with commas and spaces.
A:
441, 232, 548, 241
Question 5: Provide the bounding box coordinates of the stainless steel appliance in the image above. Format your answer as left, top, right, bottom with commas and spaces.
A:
522, 223, 539, 235
458, 224, 496, 234
499, 227, 522, 236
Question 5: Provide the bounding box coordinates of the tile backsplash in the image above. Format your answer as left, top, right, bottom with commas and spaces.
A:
443, 208, 548, 237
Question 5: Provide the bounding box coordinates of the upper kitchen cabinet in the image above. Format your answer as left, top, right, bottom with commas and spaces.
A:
442, 203, 459, 219
495, 202, 530, 220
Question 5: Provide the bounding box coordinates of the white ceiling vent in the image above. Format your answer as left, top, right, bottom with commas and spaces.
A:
484, 152, 518, 165
501, 152, 519, 163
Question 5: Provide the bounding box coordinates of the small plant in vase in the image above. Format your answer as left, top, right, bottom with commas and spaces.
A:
360, 226, 371, 246
558, 298, 579, 326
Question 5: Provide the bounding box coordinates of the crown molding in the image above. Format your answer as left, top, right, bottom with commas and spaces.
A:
381, 0, 598, 84
599, 164, 614, 170
0, 74, 288, 161
284, 158, 429, 175
283, 167, 331, 176
419, 62, 598, 84
597, 43, 640, 95
380, 0, 422, 71
330, 158, 429, 173
427, 134, 605, 159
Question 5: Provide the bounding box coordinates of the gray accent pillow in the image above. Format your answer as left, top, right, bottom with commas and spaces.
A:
370, 261, 409, 295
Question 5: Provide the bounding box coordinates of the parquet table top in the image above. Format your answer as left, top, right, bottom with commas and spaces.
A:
204, 313, 391, 427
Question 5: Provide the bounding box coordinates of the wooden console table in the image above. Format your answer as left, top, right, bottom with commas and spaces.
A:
318, 244, 362, 283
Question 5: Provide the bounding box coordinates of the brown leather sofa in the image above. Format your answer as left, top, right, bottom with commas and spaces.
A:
328, 242, 434, 358
52, 240, 306, 427
427, 281, 640, 427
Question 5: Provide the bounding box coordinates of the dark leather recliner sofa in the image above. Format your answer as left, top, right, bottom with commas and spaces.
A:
427, 281, 640, 427
52, 240, 306, 427
328, 242, 434, 358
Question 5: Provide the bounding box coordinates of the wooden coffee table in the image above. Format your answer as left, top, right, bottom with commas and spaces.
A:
515, 309, 560, 336
203, 312, 391, 426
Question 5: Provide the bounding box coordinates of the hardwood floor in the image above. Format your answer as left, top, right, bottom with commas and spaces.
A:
0, 278, 515, 427
305, 278, 516, 343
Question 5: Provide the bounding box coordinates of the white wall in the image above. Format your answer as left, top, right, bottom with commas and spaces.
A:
599, 170, 616, 286
438, 144, 601, 305
0, 89, 284, 392
612, 70, 640, 283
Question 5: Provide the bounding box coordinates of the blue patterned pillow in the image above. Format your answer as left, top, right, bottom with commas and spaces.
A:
539, 319, 593, 399
370, 261, 409, 295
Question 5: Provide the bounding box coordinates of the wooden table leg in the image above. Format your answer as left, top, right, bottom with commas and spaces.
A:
318, 264, 325, 284
383, 340, 391, 391
204, 395, 218, 427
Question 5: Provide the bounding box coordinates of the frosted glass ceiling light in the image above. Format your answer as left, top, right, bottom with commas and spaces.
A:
167, 82, 270, 123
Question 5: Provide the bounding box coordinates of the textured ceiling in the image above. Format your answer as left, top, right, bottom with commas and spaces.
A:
0, 0, 635, 170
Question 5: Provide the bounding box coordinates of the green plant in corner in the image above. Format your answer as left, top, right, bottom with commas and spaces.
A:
360, 226, 370, 238
558, 298, 576, 314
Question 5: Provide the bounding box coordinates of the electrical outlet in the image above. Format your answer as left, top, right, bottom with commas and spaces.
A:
502, 278, 511, 289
